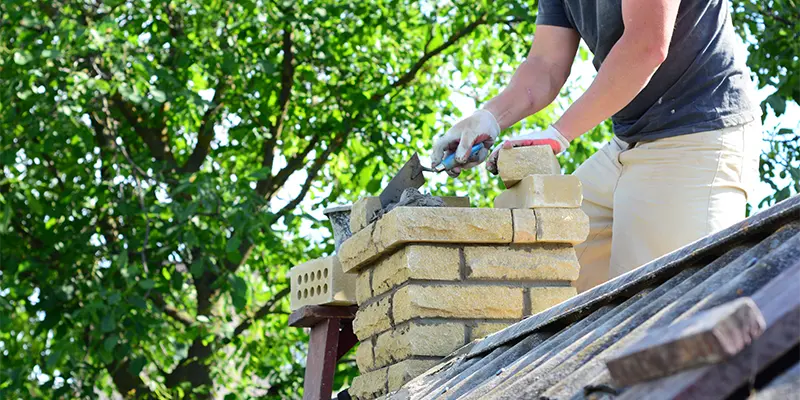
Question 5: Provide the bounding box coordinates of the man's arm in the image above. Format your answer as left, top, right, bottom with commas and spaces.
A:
553, 0, 681, 140
484, 26, 580, 130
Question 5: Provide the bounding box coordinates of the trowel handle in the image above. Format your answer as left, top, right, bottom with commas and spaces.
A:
436, 143, 484, 172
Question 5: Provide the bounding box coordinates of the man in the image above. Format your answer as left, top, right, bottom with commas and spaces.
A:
431, 0, 761, 292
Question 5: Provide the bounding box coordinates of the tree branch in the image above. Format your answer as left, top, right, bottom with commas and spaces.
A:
372, 13, 488, 101
256, 134, 319, 197
112, 95, 177, 167
226, 288, 290, 343
272, 132, 349, 222
106, 358, 154, 399
257, 25, 295, 193
180, 80, 228, 173
151, 293, 195, 327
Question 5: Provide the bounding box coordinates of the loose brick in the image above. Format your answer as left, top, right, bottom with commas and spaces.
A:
351, 196, 382, 233
438, 196, 470, 208
528, 286, 577, 314
355, 270, 372, 305
388, 359, 440, 392
497, 146, 561, 188
392, 284, 524, 324
464, 244, 580, 282
373, 321, 465, 368
350, 366, 388, 400
494, 175, 582, 209
288, 255, 355, 311
511, 209, 538, 244
353, 296, 392, 340
356, 339, 375, 373
371, 246, 460, 297
470, 322, 512, 341
340, 207, 514, 273
534, 208, 590, 245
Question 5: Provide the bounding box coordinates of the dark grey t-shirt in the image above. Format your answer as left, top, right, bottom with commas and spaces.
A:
537, 0, 760, 143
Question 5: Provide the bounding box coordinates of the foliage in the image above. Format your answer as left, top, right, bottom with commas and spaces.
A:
0, 0, 796, 399
731, 0, 800, 207
0, 0, 546, 398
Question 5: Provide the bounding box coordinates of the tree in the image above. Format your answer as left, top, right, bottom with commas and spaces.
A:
0, 0, 795, 399
731, 0, 800, 207
0, 1, 552, 398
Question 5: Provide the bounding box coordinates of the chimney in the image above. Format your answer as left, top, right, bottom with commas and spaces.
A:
341, 146, 589, 399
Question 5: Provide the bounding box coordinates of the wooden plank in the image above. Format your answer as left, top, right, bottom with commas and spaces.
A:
619, 261, 800, 400
289, 305, 358, 328
303, 319, 342, 400
336, 319, 358, 360
468, 197, 800, 358
606, 297, 766, 386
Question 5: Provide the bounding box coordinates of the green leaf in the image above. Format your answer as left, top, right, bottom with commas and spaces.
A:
151, 88, 167, 103
230, 276, 248, 311
13, 51, 32, 65
103, 335, 118, 352
101, 315, 115, 333
138, 279, 155, 289
128, 357, 147, 375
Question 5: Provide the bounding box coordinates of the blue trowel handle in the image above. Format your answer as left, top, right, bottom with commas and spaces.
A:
436, 143, 484, 172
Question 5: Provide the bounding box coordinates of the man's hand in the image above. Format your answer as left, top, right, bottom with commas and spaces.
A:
485, 125, 569, 175
431, 109, 500, 177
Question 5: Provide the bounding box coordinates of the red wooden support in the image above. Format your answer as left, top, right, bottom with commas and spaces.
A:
289, 305, 359, 400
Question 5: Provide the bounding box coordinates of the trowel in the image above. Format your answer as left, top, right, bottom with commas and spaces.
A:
378, 144, 483, 207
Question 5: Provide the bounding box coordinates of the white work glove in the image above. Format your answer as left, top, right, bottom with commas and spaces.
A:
486, 125, 570, 175
431, 109, 500, 177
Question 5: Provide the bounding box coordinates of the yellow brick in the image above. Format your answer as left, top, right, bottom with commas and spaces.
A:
388, 359, 440, 392
373, 322, 465, 368
339, 223, 380, 274
464, 244, 580, 282
497, 146, 561, 188
529, 286, 578, 314
512, 209, 538, 244
534, 208, 590, 245
340, 208, 514, 274
494, 175, 582, 209
392, 284, 524, 324
470, 322, 512, 341
288, 255, 355, 311
356, 339, 375, 373
353, 296, 392, 340
355, 270, 372, 305
373, 207, 513, 250
350, 366, 388, 400
351, 197, 383, 233
371, 246, 460, 297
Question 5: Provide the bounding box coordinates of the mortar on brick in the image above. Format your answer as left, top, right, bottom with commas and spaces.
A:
534, 208, 590, 245
372, 321, 466, 369
340, 207, 515, 273
529, 286, 578, 314
392, 284, 525, 324
464, 244, 580, 282
353, 295, 393, 340
387, 359, 440, 392
371, 246, 460, 297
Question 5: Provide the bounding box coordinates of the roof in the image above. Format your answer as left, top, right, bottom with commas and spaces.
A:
388, 195, 800, 399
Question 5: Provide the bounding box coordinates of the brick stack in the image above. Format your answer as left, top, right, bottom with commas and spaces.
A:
339, 147, 588, 399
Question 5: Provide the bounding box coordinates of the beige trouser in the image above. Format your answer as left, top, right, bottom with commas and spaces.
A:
572, 122, 761, 293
